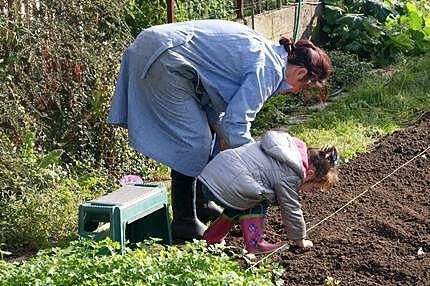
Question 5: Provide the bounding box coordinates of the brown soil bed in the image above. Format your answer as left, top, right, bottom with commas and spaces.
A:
227, 112, 430, 285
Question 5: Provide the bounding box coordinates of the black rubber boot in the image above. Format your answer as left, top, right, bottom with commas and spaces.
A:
170, 170, 207, 240
196, 180, 223, 223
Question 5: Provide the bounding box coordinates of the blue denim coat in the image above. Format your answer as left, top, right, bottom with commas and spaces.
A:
108, 20, 292, 177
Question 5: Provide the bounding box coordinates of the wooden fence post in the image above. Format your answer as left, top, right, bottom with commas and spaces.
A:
256, 0, 261, 14
236, 0, 243, 19
0, 0, 4, 15
167, 0, 174, 23
6, 0, 13, 17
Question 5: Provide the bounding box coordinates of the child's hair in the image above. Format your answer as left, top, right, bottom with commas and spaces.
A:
306, 146, 339, 191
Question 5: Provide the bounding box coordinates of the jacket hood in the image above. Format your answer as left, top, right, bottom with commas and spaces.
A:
260, 131, 305, 180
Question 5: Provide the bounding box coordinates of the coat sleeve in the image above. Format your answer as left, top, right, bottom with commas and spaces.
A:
221, 65, 282, 148
274, 175, 307, 240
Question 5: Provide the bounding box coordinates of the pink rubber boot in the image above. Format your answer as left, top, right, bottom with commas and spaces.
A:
239, 215, 281, 254
203, 214, 235, 245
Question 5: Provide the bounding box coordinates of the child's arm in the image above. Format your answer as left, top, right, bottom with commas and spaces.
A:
274, 177, 313, 249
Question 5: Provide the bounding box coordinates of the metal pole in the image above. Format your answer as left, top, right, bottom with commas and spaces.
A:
167, 0, 174, 23
293, 0, 302, 42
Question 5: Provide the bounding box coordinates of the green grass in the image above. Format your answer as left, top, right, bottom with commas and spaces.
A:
288, 54, 430, 161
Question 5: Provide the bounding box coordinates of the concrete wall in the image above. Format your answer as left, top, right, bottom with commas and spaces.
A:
240, 3, 323, 43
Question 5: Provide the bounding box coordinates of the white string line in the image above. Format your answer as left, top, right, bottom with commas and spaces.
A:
307, 145, 429, 233
246, 145, 430, 271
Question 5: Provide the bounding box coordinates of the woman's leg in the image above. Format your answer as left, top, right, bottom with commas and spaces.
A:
137, 51, 213, 240
195, 180, 223, 223
170, 169, 207, 240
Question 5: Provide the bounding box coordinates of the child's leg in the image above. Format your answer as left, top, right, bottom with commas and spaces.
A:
203, 208, 242, 245
200, 186, 242, 245
239, 201, 281, 254
205, 202, 268, 246
244, 201, 269, 216
203, 212, 234, 245
195, 180, 223, 223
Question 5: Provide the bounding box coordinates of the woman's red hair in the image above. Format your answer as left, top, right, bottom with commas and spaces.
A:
279, 37, 332, 102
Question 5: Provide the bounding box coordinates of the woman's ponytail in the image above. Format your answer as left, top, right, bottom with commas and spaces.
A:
279, 36, 295, 56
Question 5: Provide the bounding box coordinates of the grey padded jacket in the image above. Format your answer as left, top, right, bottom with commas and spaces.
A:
199, 130, 307, 240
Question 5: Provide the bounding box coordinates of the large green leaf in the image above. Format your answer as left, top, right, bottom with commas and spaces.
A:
336, 14, 367, 29
387, 32, 415, 51
402, 2, 423, 30
363, 16, 384, 36
324, 5, 345, 25
424, 16, 430, 40
344, 41, 364, 52
322, 0, 429, 64
363, 0, 396, 22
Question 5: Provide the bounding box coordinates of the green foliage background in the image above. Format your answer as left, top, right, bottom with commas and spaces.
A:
175, 0, 236, 22
322, 0, 430, 65
124, 0, 167, 37
0, 0, 157, 248
0, 0, 239, 250
0, 0, 137, 175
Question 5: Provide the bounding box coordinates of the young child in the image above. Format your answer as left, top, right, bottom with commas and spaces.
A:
198, 130, 339, 254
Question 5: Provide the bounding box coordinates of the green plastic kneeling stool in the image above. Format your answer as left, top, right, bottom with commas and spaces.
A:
78, 183, 172, 250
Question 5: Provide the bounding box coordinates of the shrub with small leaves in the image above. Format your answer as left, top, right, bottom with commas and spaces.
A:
0, 131, 111, 248
175, 0, 236, 22
327, 49, 374, 91
0, 0, 153, 180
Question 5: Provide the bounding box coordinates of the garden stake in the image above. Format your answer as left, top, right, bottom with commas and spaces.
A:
246, 145, 430, 272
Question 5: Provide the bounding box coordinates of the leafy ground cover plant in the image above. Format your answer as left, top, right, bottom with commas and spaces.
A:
0, 238, 283, 286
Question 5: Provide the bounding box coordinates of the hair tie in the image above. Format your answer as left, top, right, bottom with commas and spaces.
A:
329, 150, 340, 166
323, 147, 340, 166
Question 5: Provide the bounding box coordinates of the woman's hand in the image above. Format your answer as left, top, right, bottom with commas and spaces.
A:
210, 123, 230, 151
218, 137, 229, 151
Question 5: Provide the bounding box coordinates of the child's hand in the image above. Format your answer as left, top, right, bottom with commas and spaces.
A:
294, 239, 313, 249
